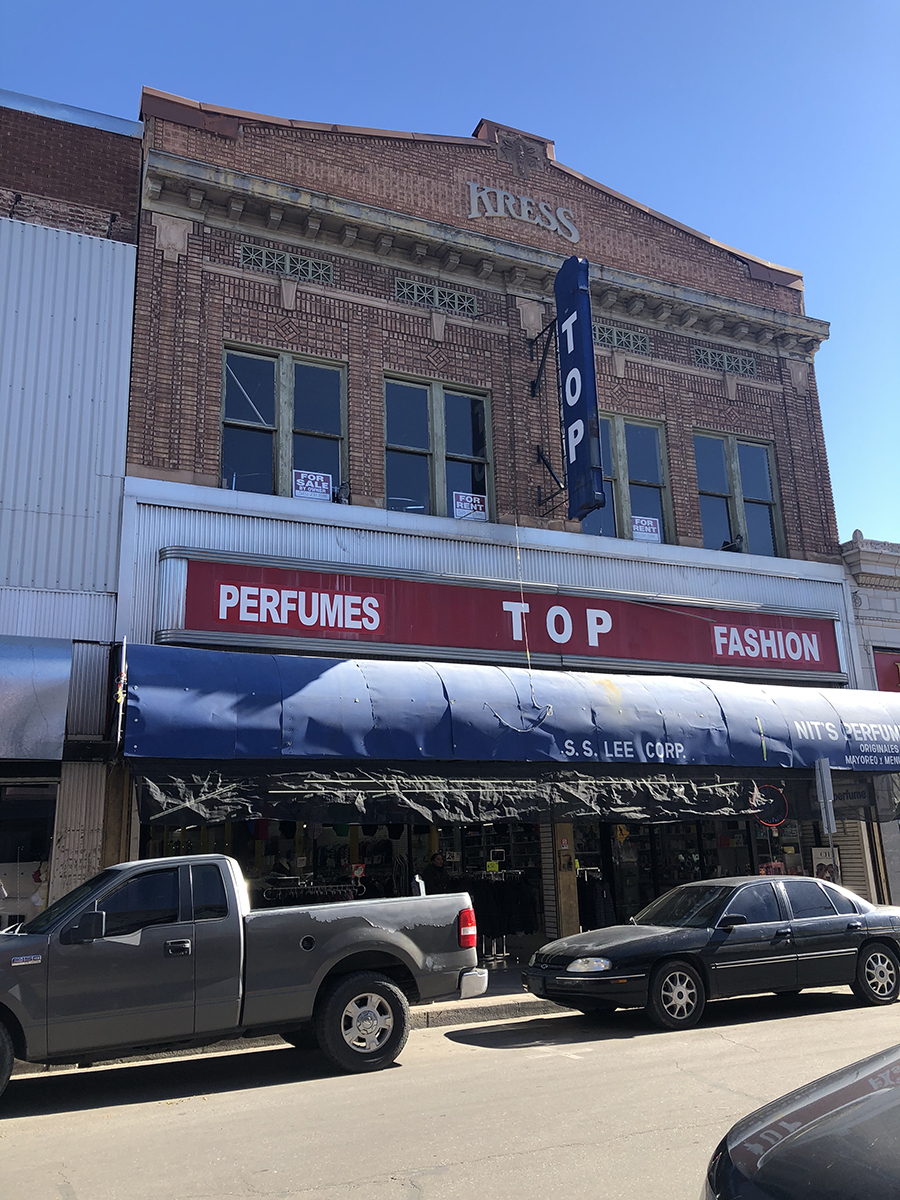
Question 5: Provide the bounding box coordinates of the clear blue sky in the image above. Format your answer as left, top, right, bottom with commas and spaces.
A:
4, 0, 897, 542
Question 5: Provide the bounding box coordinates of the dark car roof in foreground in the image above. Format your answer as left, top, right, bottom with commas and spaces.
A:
722, 1041, 900, 1198
679, 877, 756, 886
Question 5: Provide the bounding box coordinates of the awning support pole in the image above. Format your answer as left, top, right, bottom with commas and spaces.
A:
815, 757, 839, 881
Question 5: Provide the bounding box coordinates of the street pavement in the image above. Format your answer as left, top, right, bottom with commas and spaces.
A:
3, 987, 900, 1199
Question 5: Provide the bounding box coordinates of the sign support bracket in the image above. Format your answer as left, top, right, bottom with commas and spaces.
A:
529, 320, 557, 398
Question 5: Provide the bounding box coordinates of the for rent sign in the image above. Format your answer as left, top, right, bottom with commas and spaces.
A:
178, 559, 842, 675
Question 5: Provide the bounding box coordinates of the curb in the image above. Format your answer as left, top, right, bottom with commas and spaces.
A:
12, 993, 570, 1079
412, 995, 573, 1028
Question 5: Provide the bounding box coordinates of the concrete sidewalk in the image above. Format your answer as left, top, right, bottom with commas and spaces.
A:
12, 986, 571, 1078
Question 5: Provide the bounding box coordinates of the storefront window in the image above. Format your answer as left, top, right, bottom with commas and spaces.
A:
0, 784, 56, 929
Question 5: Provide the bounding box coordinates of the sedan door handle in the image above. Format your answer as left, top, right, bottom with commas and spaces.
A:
775, 928, 792, 939
164, 939, 192, 957
847, 921, 864, 931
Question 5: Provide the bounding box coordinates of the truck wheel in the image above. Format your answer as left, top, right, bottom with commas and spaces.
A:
852, 943, 900, 1006
646, 960, 706, 1030
0, 1023, 13, 1102
315, 972, 410, 1073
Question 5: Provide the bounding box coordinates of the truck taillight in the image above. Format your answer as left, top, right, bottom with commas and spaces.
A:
458, 906, 477, 949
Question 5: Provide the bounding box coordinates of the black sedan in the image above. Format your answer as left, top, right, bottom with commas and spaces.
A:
705, 1041, 900, 1198
522, 875, 900, 1029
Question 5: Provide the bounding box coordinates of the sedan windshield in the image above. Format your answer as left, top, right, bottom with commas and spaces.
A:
633, 884, 733, 928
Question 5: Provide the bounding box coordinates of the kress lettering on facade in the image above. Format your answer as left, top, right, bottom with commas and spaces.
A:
466, 181, 579, 243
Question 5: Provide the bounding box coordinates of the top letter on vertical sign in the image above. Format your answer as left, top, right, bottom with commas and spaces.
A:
554, 256, 605, 522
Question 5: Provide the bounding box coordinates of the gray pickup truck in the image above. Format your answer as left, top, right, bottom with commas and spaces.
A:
0, 853, 486, 1099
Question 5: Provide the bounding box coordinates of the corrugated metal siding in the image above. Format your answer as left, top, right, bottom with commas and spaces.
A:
0, 585, 114, 641
541, 825, 558, 939
127, 494, 850, 646
833, 821, 874, 902
0, 217, 134, 592
49, 762, 107, 901
798, 819, 874, 902
68, 642, 112, 737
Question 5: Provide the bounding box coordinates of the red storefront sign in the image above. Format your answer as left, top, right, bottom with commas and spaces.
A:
874, 649, 900, 692
180, 559, 842, 674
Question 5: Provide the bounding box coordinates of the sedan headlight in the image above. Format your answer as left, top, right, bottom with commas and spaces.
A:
566, 957, 612, 973
528, 952, 537, 967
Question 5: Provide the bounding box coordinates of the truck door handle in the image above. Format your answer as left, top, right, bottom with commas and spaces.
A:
847, 921, 864, 931
164, 940, 192, 957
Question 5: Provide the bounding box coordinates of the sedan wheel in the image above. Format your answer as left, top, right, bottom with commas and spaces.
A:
647, 960, 706, 1030
852, 944, 900, 1006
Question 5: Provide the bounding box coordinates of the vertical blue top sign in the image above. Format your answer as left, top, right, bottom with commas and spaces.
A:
554, 256, 605, 522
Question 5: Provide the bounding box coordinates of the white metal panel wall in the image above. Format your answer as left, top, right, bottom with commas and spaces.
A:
123, 483, 852, 653
0, 217, 134, 592
0, 585, 114, 641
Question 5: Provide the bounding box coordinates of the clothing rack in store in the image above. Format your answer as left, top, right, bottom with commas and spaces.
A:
262, 882, 364, 902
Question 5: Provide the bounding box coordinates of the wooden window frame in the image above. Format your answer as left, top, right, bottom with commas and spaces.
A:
221, 345, 347, 498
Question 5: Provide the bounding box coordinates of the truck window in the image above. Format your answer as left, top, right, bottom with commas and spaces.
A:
101, 869, 180, 937
192, 863, 228, 921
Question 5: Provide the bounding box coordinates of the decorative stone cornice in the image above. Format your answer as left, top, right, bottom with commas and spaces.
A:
842, 531, 900, 588
143, 149, 829, 355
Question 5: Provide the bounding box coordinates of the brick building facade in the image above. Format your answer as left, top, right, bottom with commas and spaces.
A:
129, 89, 836, 563
117, 89, 884, 938
0, 95, 140, 245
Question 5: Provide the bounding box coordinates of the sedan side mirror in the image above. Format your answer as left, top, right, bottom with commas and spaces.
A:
69, 910, 106, 944
718, 914, 748, 928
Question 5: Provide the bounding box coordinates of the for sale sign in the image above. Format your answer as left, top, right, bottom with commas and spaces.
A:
292, 470, 332, 502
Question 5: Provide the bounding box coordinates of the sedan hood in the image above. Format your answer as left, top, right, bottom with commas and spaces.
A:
537, 924, 694, 960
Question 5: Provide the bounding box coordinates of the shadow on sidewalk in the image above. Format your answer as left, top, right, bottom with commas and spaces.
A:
443, 988, 864, 1051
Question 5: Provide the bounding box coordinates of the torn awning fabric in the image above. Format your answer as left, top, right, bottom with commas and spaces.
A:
132, 762, 776, 826
125, 643, 900, 771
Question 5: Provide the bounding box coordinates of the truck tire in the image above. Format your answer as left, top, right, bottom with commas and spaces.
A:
315, 972, 410, 1073
0, 1023, 13, 1103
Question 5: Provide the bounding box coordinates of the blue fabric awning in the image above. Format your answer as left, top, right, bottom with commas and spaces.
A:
125, 644, 900, 773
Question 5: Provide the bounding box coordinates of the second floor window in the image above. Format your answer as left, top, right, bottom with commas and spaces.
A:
693, 433, 780, 556
222, 350, 344, 497
581, 415, 670, 543
385, 379, 491, 519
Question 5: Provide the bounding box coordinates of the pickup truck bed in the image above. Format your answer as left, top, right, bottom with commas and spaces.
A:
0, 854, 486, 1100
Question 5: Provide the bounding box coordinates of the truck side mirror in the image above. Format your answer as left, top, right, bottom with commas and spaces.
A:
70, 910, 107, 943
